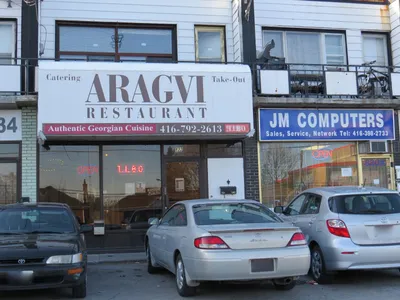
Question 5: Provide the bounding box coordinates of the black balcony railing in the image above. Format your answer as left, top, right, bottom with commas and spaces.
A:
0, 58, 38, 96
1, 58, 399, 100
253, 62, 399, 99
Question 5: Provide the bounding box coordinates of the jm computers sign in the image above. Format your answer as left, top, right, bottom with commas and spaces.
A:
259, 109, 395, 141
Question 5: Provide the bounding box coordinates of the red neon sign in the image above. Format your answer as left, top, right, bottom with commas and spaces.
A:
117, 165, 144, 174
312, 150, 333, 160
77, 165, 99, 175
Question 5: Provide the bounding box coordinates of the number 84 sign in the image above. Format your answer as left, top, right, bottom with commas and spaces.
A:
0, 110, 22, 141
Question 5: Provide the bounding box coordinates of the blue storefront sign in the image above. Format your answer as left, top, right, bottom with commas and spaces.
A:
259, 109, 395, 141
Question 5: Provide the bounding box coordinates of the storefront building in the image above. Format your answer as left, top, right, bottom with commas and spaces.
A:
37, 61, 254, 251
258, 108, 396, 208
1, 1, 38, 205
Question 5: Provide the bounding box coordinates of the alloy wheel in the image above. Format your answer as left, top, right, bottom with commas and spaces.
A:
176, 259, 185, 290
312, 250, 322, 280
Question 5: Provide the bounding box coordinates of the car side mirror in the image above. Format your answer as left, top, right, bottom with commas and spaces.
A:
79, 224, 93, 233
148, 218, 159, 226
274, 206, 284, 214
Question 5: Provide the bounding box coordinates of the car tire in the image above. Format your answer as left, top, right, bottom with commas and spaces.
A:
146, 243, 158, 274
310, 245, 333, 284
72, 274, 87, 299
175, 254, 196, 297
273, 278, 296, 291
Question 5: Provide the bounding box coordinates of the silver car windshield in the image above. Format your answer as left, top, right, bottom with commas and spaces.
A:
192, 203, 282, 225
329, 193, 400, 215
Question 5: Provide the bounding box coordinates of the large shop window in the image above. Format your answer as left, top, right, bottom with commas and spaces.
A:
39, 146, 101, 224
0, 143, 19, 204
262, 30, 346, 66
58, 23, 175, 62
102, 145, 161, 227
259, 142, 358, 207
0, 22, 15, 64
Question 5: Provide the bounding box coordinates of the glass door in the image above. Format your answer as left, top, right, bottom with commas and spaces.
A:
0, 162, 18, 205
165, 161, 201, 207
359, 156, 393, 189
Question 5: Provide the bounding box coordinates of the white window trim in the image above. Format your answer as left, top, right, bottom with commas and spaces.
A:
0, 21, 16, 63
262, 30, 347, 66
195, 26, 226, 63
361, 33, 388, 66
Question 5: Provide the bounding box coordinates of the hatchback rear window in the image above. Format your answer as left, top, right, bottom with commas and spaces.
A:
192, 202, 282, 225
329, 193, 400, 214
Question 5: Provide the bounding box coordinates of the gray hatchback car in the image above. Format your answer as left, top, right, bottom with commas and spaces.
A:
274, 186, 400, 283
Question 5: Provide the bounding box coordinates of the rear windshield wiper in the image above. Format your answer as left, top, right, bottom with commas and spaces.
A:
357, 209, 386, 214
28, 231, 70, 234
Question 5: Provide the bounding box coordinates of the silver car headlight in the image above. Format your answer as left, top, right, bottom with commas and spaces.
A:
46, 253, 83, 264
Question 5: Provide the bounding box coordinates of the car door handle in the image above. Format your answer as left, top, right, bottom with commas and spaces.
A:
309, 222, 313, 226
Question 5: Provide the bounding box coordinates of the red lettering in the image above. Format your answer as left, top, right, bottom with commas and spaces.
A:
117, 164, 145, 174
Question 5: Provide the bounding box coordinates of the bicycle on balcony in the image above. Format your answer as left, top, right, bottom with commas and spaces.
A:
357, 60, 390, 98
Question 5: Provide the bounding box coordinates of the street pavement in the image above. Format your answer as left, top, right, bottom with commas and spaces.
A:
1, 262, 399, 300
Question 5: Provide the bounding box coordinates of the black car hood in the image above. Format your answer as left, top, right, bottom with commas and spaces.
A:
0, 234, 80, 260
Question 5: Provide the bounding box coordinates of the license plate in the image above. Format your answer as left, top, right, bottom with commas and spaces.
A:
7, 271, 34, 285
250, 259, 274, 273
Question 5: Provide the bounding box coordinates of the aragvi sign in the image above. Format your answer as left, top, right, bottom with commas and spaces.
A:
38, 62, 253, 137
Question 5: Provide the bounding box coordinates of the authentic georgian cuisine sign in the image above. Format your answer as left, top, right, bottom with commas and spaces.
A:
38, 62, 253, 137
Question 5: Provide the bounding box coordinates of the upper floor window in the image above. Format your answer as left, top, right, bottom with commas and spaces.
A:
0, 22, 16, 64
263, 30, 346, 66
57, 23, 176, 62
195, 26, 226, 63
362, 33, 388, 66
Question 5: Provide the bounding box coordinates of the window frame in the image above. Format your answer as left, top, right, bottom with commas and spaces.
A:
0, 19, 17, 64
0, 141, 21, 204
262, 28, 347, 66
361, 32, 389, 66
195, 25, 226, 63
55, 21, 178, 62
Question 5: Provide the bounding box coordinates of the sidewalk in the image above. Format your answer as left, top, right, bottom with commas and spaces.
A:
88, 252, 146, 264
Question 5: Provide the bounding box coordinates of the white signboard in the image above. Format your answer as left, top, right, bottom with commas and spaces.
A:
38, 62, 253, 137
0, 110, 22, 141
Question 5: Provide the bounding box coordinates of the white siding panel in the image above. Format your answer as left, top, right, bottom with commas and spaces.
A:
0, 0, 22, 59
232, 0, 242, 62
390, 0, 400, 66
39, 0, 235, 62
255, 0, 391, 65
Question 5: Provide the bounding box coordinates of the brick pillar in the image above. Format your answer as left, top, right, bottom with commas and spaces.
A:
21, 107, 37, 202
244, 136, 260, 201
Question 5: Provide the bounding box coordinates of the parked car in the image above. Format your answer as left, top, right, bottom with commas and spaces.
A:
274, 186, 400, 284
0, 202, 92, 298
145, 199, 310, 297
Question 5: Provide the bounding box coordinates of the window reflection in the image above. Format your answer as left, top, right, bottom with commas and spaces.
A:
0, 144, 19, 158
39, 146, 101, 224
102, 145, 161, 228
0, 163, 17, 205
163, 145, 200, 157
260, 142, 358, 207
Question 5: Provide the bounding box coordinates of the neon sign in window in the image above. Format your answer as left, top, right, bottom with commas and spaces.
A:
117, 165, 145, 174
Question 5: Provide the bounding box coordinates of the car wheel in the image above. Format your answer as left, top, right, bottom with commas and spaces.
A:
175, 254, 196, 297
72, 273, 87, 299
273, 278, 296, 291
310, 245, 333, 284
146, 243, 158, 274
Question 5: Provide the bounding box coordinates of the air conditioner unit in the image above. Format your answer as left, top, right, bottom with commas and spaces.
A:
358, 141, 388, 153
369, 141, 388, 153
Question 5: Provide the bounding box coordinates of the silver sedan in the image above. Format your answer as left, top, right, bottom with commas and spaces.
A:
145, 199, 310, 297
